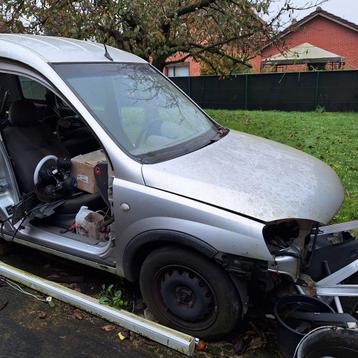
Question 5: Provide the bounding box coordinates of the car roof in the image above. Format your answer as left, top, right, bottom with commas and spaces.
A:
0, 34, 146, 64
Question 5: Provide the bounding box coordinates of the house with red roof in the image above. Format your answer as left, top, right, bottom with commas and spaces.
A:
253, 7, 358, 72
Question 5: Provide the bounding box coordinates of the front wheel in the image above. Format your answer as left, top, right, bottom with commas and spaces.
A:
139, 246, 242, 339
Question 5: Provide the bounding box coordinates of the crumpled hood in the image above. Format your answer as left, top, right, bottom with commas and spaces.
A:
142, 130, 344, 224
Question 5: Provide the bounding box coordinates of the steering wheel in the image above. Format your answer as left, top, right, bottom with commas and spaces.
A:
33, 155, 75, 202
33, 155, 58, 186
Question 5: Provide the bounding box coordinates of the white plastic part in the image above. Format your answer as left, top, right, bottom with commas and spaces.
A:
75, 206, 92, 237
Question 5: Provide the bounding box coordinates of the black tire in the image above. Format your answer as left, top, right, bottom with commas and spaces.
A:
139, 246, 242, 340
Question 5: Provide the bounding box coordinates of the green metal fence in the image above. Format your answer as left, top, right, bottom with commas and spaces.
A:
172, 70, 358, 112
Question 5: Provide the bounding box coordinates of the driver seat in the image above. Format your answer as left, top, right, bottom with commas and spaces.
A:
3, 99, 70, 193
3, 99, 104, 215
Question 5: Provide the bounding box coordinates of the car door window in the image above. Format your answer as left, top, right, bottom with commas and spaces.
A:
19, 76, 47, 101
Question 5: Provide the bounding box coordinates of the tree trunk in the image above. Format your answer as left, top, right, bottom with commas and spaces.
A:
0, 19, 7, 33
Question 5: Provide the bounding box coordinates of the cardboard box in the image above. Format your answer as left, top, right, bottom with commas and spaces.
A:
71, 150, 107, 194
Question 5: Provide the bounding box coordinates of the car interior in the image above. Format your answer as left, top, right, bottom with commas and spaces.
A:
0, 72, 113, 246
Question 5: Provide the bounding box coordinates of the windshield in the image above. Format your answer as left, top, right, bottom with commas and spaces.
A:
53, 63, 220, 163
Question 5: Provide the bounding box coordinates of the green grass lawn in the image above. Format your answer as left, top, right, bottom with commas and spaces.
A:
206, 110, 358, 224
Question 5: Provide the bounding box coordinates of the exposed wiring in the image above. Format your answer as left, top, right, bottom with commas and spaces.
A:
9, 214, 28, 242
96, 207, 111, 219
1, 277, 48, 303
0, 206, 33, 242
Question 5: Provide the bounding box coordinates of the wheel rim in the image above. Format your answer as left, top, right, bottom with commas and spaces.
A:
154, 265, 218, 331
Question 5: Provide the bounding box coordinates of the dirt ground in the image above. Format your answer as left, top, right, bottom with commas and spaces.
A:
0, 284, 156, 358
0, 242, 279, 358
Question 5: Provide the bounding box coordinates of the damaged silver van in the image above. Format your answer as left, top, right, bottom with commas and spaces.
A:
0, 34, 356, 339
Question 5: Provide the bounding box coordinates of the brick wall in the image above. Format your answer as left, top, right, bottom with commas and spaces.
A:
163, 52, 201, 76
187, 59, 201, 76
251, 15, 358, 72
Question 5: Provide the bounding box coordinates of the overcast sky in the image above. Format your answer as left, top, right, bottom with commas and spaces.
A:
271, 0, 358, 26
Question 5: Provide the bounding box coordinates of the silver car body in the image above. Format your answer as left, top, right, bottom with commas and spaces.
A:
143, 130, 343, 224
0, 34, 345, 281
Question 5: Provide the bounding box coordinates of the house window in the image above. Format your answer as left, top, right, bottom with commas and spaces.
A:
166, 63, 190, 77
275, 65, 287, 72
308, 63, 326, 71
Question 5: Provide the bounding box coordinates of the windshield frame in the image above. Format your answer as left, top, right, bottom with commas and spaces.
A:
52, 62, 226, 164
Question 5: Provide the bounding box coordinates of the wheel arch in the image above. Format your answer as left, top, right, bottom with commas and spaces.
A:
122, 230, 218, 282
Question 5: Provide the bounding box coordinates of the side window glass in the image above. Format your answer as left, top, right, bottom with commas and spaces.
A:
19, 76, 47, 101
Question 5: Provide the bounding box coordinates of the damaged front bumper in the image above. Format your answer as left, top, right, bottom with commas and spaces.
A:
267, 220, 358, 298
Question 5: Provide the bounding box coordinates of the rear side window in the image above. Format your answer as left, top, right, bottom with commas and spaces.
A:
19, 76, 47, 100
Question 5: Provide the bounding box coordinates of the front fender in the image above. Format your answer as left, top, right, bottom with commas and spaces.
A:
112, 179, 273, 278
123, 230, 218, 281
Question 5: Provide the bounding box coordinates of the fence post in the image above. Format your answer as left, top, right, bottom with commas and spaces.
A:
314, 71, 320, 109
244, 74, 249, 110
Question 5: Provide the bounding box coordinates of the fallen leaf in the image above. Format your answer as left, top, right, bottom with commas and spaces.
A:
72, 309, 83, 320
196, 340, 207, 351
117, 330, 130, 341
102, 324, 115, 332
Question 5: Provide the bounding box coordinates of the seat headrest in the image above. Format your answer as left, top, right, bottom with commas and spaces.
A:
8, 100, 38, 127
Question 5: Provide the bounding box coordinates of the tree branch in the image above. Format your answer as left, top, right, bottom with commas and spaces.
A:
172, 0, 218, 18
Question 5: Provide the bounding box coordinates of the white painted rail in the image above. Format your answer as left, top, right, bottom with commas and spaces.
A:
0, 261, 196, 356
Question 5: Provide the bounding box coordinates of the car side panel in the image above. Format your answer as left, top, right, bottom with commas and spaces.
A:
111, 178, 273, 277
